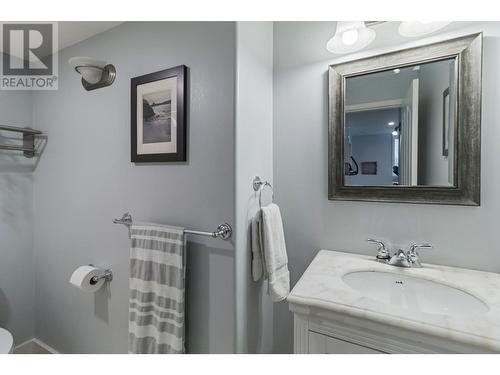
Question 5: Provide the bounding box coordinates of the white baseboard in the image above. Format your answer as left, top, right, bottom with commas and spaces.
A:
14, 338, 59, 354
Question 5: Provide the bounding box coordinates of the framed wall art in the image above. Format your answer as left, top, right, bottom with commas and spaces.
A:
131, 65, 187, 162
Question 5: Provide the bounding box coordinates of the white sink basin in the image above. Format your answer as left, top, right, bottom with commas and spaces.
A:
343, 271, 489, 316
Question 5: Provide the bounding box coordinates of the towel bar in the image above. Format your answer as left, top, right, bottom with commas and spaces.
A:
113, 213, 232, 240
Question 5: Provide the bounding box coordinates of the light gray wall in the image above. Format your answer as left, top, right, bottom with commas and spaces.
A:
273, 22, 500, 353
0, 82, 35, 346
235, 22, 274, 354
32, 22, 236, 353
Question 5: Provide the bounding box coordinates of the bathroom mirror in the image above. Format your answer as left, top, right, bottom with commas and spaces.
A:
329, 33, 482, 205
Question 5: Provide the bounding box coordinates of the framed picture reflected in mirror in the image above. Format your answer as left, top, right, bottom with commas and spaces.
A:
442, 87, 450, 157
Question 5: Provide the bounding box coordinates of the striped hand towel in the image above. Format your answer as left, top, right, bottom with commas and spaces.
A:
129, 223, 186, 354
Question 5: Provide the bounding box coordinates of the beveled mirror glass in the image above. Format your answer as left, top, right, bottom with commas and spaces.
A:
329, 33, 482, 205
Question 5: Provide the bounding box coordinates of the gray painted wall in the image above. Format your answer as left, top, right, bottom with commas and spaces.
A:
0, 83, 35, 345
235, 22, 274, 354
32, 22, 236, 353
273, 22, 500, 353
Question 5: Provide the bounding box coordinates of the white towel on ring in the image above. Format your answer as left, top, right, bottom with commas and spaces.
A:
258, 203, 290, 302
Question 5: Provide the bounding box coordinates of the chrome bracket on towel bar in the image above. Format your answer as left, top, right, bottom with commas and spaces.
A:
0, 124, 43, 158
113, 212, 232, 240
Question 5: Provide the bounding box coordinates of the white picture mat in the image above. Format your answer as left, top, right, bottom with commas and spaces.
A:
136, 77, 178, 155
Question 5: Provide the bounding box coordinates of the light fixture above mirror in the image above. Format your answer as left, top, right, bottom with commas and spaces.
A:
398, 22, 452, 37
326, 22, 453, 55
326, 22, 376, 54
68, 56, 116, 91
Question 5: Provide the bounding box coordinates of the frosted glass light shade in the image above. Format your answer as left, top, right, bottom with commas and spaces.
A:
398, 22, 451, 37
75, 66, 103, 84
326, 21, 376, 54
68, 56, 116, 91
68, 57, 107, 84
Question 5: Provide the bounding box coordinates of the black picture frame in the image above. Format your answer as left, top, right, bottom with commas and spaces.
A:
131, 65, 187, 162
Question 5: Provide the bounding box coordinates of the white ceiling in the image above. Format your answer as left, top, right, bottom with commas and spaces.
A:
4, 21, 489, 62
0, 21, 122, 57
57, 22, 123, 51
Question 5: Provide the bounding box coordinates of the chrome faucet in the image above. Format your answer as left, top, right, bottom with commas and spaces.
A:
367, 239, 432, 268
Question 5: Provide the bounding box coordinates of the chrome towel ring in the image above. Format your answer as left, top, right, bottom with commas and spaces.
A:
253, 176, 274, 208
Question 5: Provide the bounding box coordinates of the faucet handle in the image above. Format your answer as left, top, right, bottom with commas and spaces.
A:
367, 239, 390, 262
408, 243, 433, 254
367, 238, 387, 252
407, 243, 433, 267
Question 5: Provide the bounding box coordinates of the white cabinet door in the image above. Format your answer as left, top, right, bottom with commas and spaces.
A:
308, 331, 384, 354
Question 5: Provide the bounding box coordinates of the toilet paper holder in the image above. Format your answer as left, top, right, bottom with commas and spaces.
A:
88, 265, 113, 285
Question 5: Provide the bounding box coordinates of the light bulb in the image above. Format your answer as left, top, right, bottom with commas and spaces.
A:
341, 29, 359, 45
326, 21, 376, 54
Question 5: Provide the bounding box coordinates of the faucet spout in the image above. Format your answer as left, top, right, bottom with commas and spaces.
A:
389, 249, 411, 268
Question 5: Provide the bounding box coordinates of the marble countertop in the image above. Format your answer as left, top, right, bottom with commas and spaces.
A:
287, 250, 500, 352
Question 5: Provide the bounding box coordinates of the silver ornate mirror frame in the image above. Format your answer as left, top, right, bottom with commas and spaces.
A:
328, 33, 482, 206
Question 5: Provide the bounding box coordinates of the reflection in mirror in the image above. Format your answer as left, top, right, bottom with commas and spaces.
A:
344, 58, 456, 187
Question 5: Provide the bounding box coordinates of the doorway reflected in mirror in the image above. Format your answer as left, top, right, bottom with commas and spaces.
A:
344, 58, 456, 187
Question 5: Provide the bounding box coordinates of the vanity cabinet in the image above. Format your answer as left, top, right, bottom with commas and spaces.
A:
292, 310, 494, 354
294, 313, 392, 354
288, 250, 500, 354
307, 331, 382, 354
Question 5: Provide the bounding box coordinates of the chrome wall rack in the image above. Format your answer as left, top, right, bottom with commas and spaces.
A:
0, 124, 43, 158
